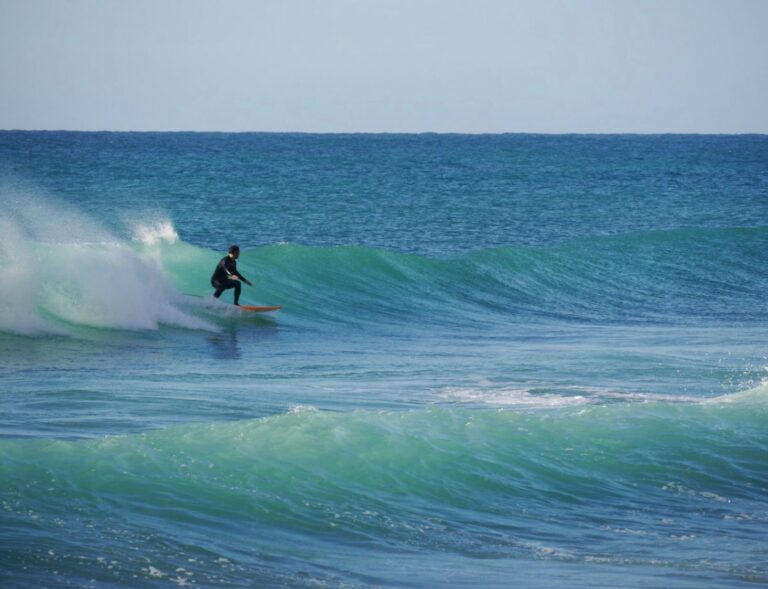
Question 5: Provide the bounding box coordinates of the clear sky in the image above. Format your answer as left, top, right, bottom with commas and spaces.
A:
1, 0, 766, 133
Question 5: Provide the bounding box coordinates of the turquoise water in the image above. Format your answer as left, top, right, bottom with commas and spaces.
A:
1, 132, 767, 588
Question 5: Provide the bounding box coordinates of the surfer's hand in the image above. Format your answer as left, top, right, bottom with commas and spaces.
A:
246, 280, 253, 286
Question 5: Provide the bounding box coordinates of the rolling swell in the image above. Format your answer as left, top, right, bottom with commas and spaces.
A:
212, 225, 768, 326
2, 389, 767, 585
2, 220, 765, 335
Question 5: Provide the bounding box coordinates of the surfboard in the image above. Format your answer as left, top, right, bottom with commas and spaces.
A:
185, 294, 281, 312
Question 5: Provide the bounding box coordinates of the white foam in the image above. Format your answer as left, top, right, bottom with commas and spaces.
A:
702, 379, 768, 405
439, 385, 706, 409
181, 294, 251, 318
439, 386, 591, 409
592, 389, 702, 404
288, 404, 320, 414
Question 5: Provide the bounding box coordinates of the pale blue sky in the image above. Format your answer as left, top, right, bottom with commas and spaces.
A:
1, 0, 766, 133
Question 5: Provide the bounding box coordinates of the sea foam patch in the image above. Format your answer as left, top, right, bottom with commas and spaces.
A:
439, 386, 591, 409
438, 384, 710, 408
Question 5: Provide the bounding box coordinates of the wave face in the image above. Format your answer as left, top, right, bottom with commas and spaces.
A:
2, 387, 767, 587
232, 226, 768, 325
113, 223, 768, 329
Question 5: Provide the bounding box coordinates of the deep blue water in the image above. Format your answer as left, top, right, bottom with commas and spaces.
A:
1, 132, 767, 588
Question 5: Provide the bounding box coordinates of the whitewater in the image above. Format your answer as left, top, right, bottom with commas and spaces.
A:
1, 131, 767, 588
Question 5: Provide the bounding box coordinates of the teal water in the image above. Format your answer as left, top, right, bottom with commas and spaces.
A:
1, 132, 767, 588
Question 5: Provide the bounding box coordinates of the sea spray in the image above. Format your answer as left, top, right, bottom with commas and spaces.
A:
131, 220, 180, 246
0, 190, 212, 334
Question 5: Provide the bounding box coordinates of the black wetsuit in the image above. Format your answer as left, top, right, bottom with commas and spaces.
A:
211, 256, 248, 305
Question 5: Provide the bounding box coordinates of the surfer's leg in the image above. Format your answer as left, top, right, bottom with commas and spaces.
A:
212, 279, 240, 304
212, 280, 226, 298
233, 281, 242, 305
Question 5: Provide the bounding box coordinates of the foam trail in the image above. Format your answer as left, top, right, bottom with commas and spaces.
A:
440, 386, 591, 408
441, 382, 768, 409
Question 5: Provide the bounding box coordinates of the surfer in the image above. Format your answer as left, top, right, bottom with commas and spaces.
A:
211, 245, 253, 305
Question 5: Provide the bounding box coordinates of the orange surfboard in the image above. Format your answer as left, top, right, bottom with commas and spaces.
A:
239, 305, 282, 312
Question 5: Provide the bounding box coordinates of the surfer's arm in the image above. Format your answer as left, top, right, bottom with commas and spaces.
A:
226, 259, 252, 285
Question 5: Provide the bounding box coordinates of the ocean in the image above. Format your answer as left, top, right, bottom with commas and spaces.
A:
1, 131, 766, 588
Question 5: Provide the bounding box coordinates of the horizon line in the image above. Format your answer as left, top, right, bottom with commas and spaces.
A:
2, 128, 767, 137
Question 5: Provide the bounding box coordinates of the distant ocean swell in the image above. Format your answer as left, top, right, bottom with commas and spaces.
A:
1, 388, 766, 585
1, 214, 766, 335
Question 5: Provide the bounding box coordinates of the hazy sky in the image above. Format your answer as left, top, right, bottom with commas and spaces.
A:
1, 0, 766, 133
